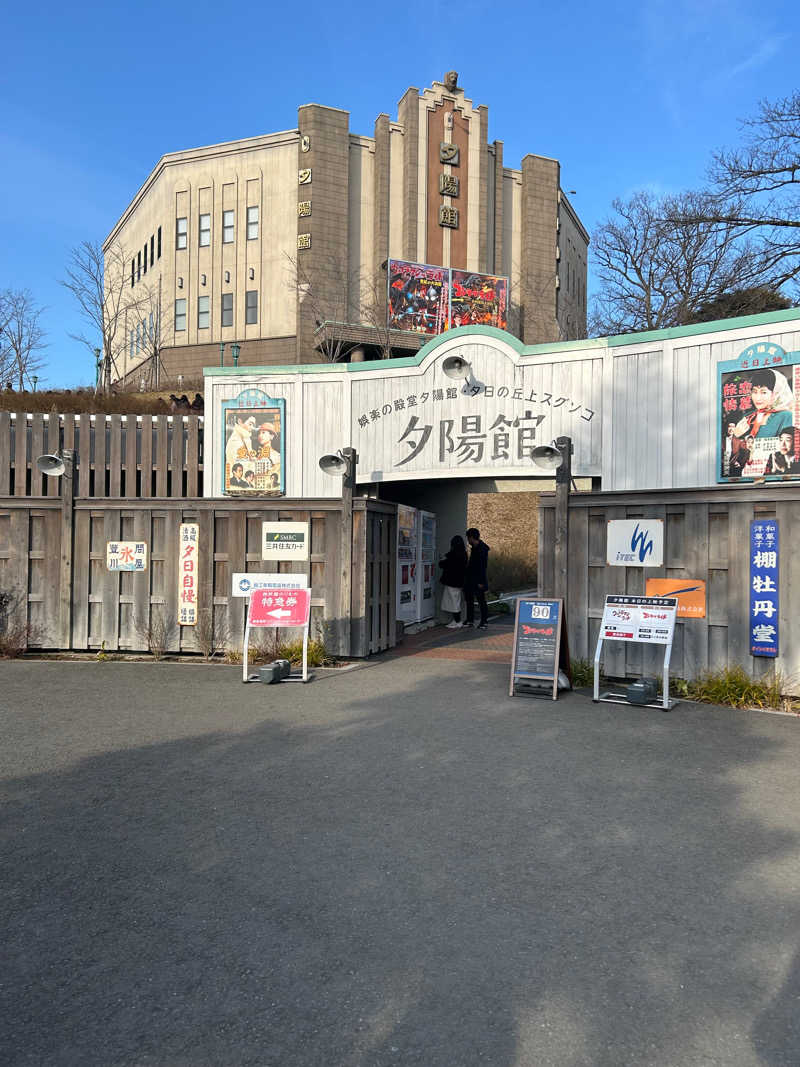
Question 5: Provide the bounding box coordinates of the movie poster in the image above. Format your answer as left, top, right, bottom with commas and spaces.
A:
387, 260, 449, 335
222, 398, 285, 494
450, 270, 508, 330
718, 343, 800, 482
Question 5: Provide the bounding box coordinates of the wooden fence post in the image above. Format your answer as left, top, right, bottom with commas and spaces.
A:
59, 449, 76, 649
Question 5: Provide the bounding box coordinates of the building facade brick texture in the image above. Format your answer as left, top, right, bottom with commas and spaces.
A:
105, 73, 588, 385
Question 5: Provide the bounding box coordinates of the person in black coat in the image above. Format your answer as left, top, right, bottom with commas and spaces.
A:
439, 535, 468, 627
465, 527, 490, 629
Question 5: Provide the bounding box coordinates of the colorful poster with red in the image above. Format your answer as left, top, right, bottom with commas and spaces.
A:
387, 260, 448, 335
718, 342, 800, 482
449, 270, 508, 330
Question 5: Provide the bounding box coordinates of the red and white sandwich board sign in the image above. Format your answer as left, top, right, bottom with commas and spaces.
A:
242, 587, 313, 683
248, 588, 310, 628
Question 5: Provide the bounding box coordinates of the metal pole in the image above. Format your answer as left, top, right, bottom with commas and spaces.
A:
339, 447, 357, 657
553, 435, 572, 606
59, 448, 76, 650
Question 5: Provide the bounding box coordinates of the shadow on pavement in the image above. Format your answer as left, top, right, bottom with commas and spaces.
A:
1, 659, 799, 1065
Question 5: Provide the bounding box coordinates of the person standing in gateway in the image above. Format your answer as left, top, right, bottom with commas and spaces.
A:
465, 528, 490, 629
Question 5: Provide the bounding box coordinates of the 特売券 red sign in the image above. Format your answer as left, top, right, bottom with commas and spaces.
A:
248, 588, 310, 628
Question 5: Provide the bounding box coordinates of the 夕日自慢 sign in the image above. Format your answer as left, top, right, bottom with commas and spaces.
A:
262, 522, 309, 561
750, 519, 779, 657
606, 520, 664, 567
178, 523, 199, 626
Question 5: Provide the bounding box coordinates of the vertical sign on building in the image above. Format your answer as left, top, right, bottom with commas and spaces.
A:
750, 519, 779, 657
179, 523, 199, 626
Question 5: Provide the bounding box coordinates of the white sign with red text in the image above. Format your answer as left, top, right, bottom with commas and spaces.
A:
600, 595, 677, 645
178, 524, 199, 626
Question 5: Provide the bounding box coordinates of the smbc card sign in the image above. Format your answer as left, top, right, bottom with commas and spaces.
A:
262, 522, 309, 561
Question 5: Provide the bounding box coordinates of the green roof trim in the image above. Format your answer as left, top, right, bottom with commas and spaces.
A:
204, 307, 800, 377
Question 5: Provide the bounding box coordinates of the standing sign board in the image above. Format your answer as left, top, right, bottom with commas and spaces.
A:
750, 519, 779, 657
242, 587, 311, 683
593, 596, 678, 709
262, 523, 309, 561
509, 598, 569, 700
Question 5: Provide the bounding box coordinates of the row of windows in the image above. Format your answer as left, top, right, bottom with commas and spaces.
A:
176, 207, 259, 250
174, 291, 258, 331
129, 312, 156, 359
131, 227, 163, 287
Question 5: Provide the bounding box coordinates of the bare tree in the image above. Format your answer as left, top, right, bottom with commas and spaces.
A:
62, 240, 140, 391
589, 190, 773, 335
286, 251, 363, 362
358, 270, 394, 360
127, 280, 173, 389
0, 288, 47, 389
671, 93, 800, 291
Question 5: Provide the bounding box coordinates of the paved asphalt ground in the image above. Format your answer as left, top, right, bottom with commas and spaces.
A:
2, 654, 800, 1066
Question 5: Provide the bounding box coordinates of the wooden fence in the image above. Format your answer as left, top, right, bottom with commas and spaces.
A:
0, 488, 397, 659
0, 412, 203, 499
538, 485, 800, 694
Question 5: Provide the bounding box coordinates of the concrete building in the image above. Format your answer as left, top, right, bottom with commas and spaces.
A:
104, 71, 588, 385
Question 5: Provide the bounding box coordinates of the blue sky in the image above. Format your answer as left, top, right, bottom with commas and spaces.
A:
1, 0, 795, 386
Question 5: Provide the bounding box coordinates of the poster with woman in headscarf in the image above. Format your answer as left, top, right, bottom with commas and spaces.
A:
719, 343, 800, 481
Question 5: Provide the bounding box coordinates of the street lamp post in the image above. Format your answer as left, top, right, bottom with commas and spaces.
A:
219, 342, 226, 367
231, 342, 241, 368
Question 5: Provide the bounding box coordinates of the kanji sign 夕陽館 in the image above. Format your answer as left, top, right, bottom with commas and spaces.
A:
348, 331, 602, 483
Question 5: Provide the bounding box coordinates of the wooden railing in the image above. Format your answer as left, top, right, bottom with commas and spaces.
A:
0, 412, 204, 499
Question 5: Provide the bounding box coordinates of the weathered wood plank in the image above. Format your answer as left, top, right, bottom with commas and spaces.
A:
567, 507, 589, 660
727, 501, 753, 675
94, 416, 108, 498
169, 417, 184, 499
131, 508, 151, 651
139, 415, 153, 498
71, 509, 91, 649
101, 509, 121, 650
44, 415, 61, 498
155, 416, 168, 497
77, 414, 91, 498
30, 415, 44, 498
109, 415, 122, 497
185, 415, 200, 497
681, 503, 709, 680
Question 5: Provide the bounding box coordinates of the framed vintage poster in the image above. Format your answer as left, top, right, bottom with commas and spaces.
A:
718, 342, 800, 483
221, 389, 286, 496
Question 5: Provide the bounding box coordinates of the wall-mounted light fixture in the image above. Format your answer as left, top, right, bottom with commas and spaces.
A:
231, 341, 241, 367
249, 267, 255, 280
225, 270, 230, 283
201, 273, 207, 286
177, 276, 184, 288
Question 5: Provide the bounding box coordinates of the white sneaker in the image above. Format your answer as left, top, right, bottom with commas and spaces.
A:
446, 620, 462, 629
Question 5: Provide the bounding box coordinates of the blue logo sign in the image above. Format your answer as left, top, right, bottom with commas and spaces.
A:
750, 520, 779, 657
238, 578, 252, 592
630, 522, 654, 563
